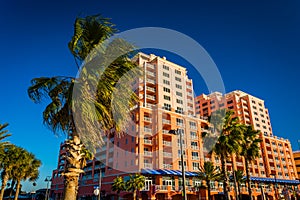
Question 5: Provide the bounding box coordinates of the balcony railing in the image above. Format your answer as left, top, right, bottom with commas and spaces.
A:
144, 127, 152, 133
163, 164, 173, 169
163, 140, 172, 146
146, 86, 155, 92
144, 116, 152, 122
162, 119, 171, 124
163, 152, 172, 157
144, 151, 153, 156
144, 139, 152, 144
144, 163, 153, 168
146, 94, 156, 100
146, 78, 155, 84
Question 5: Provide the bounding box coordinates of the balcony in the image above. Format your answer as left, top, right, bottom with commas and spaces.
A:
146, 71, 155, 77
146, 86, 155, 92
144, 151, 153, 156
144, 139, 152, 144
163, 164, 173, 169
162, 119, 171, 124
144, 127, 152, 133
146, 78, 155, 84
146, 94, 156, 101
145, 103, 155, 109
144, 116, 152, 122
146, 64, 155, 70
144, 163, 153, 168
163, 140, 172, 146
236, 162, 243, 167
163, 152, 172, 158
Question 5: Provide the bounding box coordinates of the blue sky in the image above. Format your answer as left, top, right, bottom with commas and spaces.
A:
0, 0, 300, 191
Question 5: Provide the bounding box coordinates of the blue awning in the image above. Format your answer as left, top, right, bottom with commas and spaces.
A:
141, 168, 161, 175
142, 169, 198, 177
250, 176, 300, 185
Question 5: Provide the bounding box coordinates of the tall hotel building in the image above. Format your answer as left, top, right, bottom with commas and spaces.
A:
195, 91, 299, 198
50, 53, 299, 200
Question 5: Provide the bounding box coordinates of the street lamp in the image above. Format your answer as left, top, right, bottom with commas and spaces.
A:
169, 129, 187, 200
44, 176, 52, 200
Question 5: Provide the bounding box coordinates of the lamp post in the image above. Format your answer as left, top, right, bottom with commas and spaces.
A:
44, 176, 52, 200
169, 129, 187, 200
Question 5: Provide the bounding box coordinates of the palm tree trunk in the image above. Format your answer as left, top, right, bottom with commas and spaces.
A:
221, 154, 230, 200
63, 172, 80, 200
245, 160, 252, 200
8, 180, 15, 200
207, 181, 211, 200
238, 183, 241, 200
13, 180, 21, 200
133, 190, 137, 200
0, 173, 9, 200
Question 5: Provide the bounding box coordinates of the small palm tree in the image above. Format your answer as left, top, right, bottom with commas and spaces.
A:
125, 174, 145, 200
211, 109, 243, 200
197, 161, 222, 200
240, 125, 261, 200
112, 176, 125, 200
0, 145, 20, 200
11, 149, 41, 200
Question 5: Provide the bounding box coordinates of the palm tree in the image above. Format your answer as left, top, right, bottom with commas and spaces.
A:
233, 170, 246, 200
112, 176, 125, 200
197, 161, 222, 200
125, 174, 145, 200
28, 14, 139, 200
240, 125, 261, 200
11, 149, 41, 200
211, 109, 243, 200
0, 123, 11, 149
0, 145, 20, 200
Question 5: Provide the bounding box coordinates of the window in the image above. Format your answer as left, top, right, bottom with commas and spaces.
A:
132, 136, 135, 142
131, 148, 134, 153
256, 124, 260, 127
210, 100, 215, 104
175, 84, 182, 89
164, 95, 171, 101
163, 103, 171, 111
227, 100, 233, 104
190, 131, 197, 138
175, 77, 181, 82
211, 105, 215, 109
255, 118, 259, 121
176, 107, 184, 114
175, 69, 181, 75
260, 114, 265, 118
262, 120, 266, 123
176, 91, 182, 97
219, 103, 224, 107
176, 99, 183, 104
253, 106, 257, 109
189, 121, 197, 129
125, 138, 128, 144
259, 108, 264, 112
254, 112, 258, 115
192, 162, 199, 170
163, 65, 169, 70
192, 152, 199, 157
163, 87, 170, 93
176, 118, 184, 126
202, 102, 208, 107
163, 79, 170, 85
252, 100, 256, 104
163, 72, 169, 78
